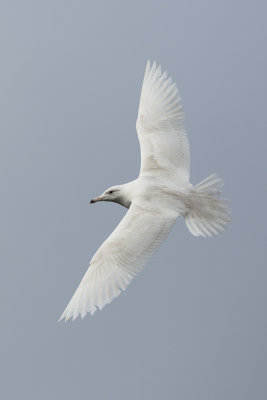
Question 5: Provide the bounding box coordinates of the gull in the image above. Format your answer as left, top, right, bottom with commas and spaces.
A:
59, 61, 230, 321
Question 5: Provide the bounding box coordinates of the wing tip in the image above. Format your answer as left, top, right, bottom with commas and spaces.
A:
58, 304, 98, 322
143, 59, 171, 87
58, 314, 67, 323
145, 59, 161, 73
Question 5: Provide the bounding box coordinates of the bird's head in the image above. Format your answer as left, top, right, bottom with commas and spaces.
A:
90, 185, 131, 208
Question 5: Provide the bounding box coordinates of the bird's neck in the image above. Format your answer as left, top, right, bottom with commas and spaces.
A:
114, 181, 137, 209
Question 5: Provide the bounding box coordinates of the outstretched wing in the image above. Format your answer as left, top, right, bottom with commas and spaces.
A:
136, 61, 190, 182
59, 203, 178, 321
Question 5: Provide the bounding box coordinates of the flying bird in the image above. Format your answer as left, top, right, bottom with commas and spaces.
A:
59, 61, 230, 321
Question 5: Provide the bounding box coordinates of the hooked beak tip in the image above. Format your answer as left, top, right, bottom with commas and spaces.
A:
90, 196, 102, 204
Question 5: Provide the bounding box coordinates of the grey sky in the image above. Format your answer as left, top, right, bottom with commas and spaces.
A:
1, 1, 266, 399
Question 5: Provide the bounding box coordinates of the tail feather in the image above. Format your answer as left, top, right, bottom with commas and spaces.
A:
185, 174, 230, 237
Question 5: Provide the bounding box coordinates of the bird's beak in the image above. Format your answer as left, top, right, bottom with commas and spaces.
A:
90, 195, 103, 204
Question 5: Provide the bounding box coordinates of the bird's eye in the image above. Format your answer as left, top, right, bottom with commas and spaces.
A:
108, 190, 113, 194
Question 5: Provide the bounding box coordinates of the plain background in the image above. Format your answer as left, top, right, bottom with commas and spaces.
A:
1, 1, 266, 399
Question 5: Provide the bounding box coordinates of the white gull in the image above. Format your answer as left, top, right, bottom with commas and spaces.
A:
59, 61, 230, 321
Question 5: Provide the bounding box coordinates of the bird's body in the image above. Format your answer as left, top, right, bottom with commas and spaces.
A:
59, 61, 230, 321
109, 177, 190, 212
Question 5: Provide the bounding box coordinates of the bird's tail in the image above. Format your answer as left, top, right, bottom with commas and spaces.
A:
185, 174, 230, 237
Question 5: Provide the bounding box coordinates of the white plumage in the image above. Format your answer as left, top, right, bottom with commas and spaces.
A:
59, 61, 230, 321
137, 61, 189, 181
